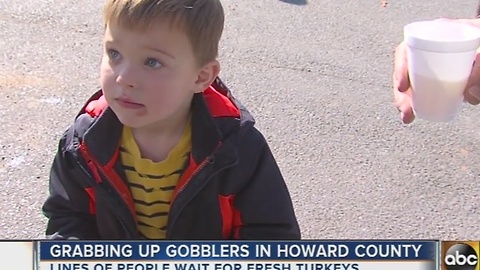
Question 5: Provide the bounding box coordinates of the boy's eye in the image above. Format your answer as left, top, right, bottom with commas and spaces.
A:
107, 49, 121, 60
145, 58, 162, 68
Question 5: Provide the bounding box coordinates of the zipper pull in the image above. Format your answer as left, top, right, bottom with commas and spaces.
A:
87, 160, 102, 184
80, 144, 103, 184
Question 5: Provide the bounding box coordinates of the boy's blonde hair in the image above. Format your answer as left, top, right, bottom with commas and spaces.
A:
103, 0, 224, 66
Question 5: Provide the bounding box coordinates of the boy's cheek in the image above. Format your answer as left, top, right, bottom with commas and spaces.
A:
99, 66, 116, 89
99, 56, 116, 78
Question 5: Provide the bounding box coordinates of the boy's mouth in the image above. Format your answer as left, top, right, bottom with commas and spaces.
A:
115, 97, 145, 109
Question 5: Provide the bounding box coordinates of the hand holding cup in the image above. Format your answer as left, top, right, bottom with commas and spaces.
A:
393, 19, 480, 123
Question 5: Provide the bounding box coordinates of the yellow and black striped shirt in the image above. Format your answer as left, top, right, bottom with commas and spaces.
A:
119, 122, 191, 239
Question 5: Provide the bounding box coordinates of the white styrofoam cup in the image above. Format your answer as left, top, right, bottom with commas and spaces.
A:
404, 20, 480, 122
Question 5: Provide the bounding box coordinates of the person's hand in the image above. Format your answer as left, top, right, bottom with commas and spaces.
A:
393, 18, 480, 124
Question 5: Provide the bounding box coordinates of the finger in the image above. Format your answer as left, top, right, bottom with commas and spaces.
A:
434, 17, 454, 22
433, 18, 480, 105
464, 48, 480, 105
393, 79, 415, 124
401, 109, 415, 124
449, 18, 480, 105
464, 90, 480, 105
454, 18, 480, 28
435, 18, 480, 27
393, 42, 410, 92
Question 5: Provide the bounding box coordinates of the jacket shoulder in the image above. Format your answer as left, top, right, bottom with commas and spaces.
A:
228, 125, 272, 172
235, 125, 269, 148
60, 91, 106, 151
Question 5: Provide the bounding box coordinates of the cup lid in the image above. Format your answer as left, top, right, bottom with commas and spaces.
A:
404, 20, 480, 53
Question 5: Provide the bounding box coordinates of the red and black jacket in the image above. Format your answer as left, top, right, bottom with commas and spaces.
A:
42, 78, 301, 240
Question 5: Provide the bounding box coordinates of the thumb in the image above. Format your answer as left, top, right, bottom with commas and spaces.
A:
464, 48, 480, 105
454, 18, 480, 29
393, 42, 410, 92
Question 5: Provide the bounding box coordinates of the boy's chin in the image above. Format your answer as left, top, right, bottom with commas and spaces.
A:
111, 107, 148, 128
114, 113, 145, 128
115, 114, 163, 130
117, 117, 147, 129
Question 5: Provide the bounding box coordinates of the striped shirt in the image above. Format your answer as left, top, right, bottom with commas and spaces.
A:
119, 122, 191, 239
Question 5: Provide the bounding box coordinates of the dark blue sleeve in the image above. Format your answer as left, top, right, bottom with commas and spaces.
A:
233, 131, 301, 240
42, 129, 100, 240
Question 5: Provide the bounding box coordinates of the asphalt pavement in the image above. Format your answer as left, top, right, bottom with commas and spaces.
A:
1, 0, 480, 239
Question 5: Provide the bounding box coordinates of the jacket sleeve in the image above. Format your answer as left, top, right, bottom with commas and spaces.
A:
233, 132, 301, 240
42, 129, 100, 239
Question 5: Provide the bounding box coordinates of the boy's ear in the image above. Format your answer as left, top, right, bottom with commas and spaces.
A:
193, 60, 220, 93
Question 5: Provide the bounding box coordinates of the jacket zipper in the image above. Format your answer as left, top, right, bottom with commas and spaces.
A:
73, 155, 134, 235
172, 142, 221, 202
79, 144, 137, 229
167, 143, 239, 238
165, 156, 210, 239
172, 155, 212, 202
79, 144, 130, 207
166, 157, 238, 239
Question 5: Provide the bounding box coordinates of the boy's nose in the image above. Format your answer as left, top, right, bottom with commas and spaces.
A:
116, 65, 138, 89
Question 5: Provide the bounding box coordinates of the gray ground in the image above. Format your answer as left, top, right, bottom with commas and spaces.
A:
1, 0, 480, 239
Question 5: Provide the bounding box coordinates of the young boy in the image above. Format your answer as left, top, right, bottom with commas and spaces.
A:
42, 0, 301, 240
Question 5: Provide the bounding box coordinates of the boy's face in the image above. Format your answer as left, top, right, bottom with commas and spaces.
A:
100, 20, 212, 129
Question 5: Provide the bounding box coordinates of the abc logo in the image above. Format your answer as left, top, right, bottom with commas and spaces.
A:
444, 243, 478, 270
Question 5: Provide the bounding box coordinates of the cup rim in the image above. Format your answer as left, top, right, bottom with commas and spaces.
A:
404, 20, 480, 53
405, 20, 480, 42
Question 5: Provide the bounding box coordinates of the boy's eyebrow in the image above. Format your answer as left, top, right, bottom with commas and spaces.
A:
144, 45, 176, 60
104, 40, 176, 60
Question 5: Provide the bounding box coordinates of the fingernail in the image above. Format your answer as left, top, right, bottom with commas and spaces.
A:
468, 86, 480, 100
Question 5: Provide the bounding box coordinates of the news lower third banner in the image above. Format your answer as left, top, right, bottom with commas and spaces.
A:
38, 241, 439, 270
